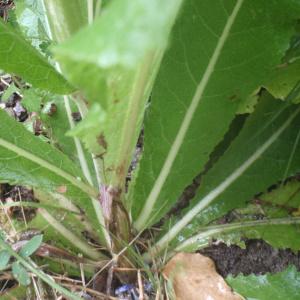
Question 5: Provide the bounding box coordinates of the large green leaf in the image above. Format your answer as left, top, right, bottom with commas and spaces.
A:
22, 88, 97, 183
173, 175, 300, 254
5, 189, 105, 261
231, 179, 300, 251
27, 190, 105, 260
54, 0, 183, 188
171, 217, 300, 254
0, 18, 72, 94
131, 0, 300, 230
149, 92, 300, 256
25, 207, 104, 260
0, 110, 108, 245
227, 266, 300, 300
0, 109, 95, 197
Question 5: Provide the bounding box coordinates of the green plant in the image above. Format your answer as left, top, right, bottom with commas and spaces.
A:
1, 0, 300, 298
0, 234, 43, 286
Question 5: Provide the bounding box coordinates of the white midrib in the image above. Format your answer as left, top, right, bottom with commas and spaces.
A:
134, 0, 245, 230
0, 138, 98, 198
174, 216, 300, 253
144, 217, 300, 261
63, 95, 94, 186
41, 0, 97, 192
40, 209, 104, 260
42, 2, 111, 249
87, 0, 94, 24
147, 106, 300, 256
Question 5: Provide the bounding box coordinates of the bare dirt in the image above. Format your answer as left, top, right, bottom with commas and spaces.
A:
200, 239, 300, 277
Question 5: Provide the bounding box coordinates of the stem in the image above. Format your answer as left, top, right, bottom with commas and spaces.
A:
66, 95, 108, 244
41, 0, 88, 43
0, 233, 82, 300
72, 93, 104, 189
64, 95, 94, 186
90, 197, 112, 250
111, 51, 157, 187
110, 48, 165, 193
87, 0, 94, 24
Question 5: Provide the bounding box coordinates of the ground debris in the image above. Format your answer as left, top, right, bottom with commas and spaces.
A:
163, 252, 243, 300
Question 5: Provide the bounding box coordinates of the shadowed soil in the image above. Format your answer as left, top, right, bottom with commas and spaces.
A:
200, 239, 300, 277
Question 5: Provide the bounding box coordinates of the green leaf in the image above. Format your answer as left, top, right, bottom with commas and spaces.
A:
149, 92, 300, 257
235, 180, 300, 251
55, 0, 183, 187
265, 29, 300, 103
55, 0, 182, 72
19, 235, 43, 258
1, 82, 19, 102
0, 250, 11, 270
173, 217, 300, 254
0, 109, 109, 246
21, 88, 44, 112
15, 0, 51, 52
9, 191, 106, 263
175, 178, 300, 253
227, 266, 300, 300
131, 0, 300, 230
0, 234, 82, 300
22, 88, 97, 177
0, 109, 96, 198
26, 190, 106, 261
0, 18, 72, 94
265, 60, 300, 104
12, 262, 31, 286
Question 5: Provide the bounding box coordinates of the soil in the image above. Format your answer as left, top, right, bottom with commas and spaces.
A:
0, 184, 37, 222
200, 239, 300, 277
